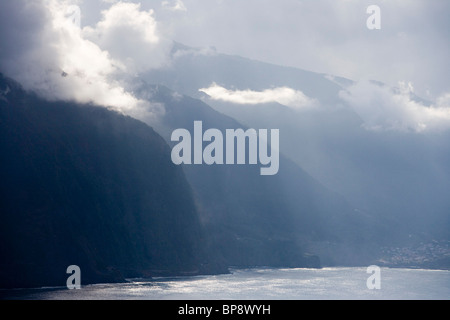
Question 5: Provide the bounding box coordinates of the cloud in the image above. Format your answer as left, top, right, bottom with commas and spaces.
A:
339, 81, 450, 132
172, 45, 217, 59
83, 2, 172, 72
0, 0, 166, 121
162, 0, 187, 12
199, 83, 317, 110
169, 0, 450, 100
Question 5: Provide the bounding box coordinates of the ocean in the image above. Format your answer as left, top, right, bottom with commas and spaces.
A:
1, 267, 449, 300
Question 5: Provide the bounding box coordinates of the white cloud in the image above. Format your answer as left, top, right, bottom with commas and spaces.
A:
169, 0, 450, 100
172, 45, 217, 59
83, 2, 172, 73
339, 81, 450, 132
162, 0, 187, 12
199, 83, 317, 110
0, 0, 166, 122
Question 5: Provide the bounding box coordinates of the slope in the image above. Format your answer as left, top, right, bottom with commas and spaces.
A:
0, 73, 219, 289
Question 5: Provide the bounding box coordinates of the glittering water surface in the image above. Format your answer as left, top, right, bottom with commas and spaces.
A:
2, 267, 449, 300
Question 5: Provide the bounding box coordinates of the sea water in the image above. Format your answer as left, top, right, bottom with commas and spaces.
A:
1, 267, 449, 300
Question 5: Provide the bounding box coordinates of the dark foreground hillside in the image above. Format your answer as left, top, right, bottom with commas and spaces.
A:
0, 73, 222, 289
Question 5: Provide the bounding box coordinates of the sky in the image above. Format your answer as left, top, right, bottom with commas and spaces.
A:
0, 0, 449, 112
87, 0, 449, 99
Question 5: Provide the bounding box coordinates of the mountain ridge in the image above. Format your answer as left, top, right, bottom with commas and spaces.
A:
135, 81, 386, 268
0, 73, 226, 289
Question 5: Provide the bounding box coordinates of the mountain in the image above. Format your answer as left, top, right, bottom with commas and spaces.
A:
0, 73, 223, 289
133, 82, 388, 268
146, 42, 347, 104
143, 43, 450, 245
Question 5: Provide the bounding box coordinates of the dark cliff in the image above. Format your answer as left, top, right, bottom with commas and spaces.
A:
0, 74, 218, 289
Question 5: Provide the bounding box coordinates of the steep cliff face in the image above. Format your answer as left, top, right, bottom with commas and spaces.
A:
0, 74, 217, 289
138, 83, 377, 269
